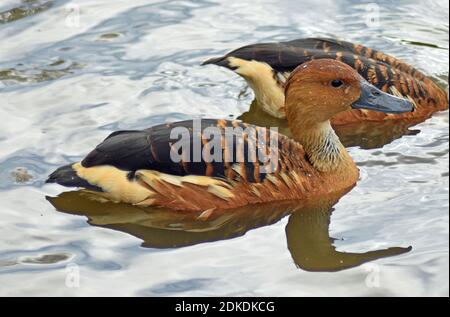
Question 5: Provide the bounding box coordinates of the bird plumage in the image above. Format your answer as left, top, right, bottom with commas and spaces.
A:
47, 119, 330, 211
48, 59, 414, 211
203, 37, 448, 122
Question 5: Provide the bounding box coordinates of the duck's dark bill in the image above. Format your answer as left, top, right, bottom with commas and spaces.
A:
352, 80, 414, 114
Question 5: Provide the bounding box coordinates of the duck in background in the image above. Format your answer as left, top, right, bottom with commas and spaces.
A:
202, 38, 448, 123
47, 60, 413, 212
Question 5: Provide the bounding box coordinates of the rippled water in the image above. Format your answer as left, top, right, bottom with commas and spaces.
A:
0, 0, 448, 296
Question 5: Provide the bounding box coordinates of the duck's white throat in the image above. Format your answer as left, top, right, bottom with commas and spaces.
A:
297, 121, 347, 172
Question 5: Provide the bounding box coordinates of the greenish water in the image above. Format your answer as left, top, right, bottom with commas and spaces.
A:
0, 0, 448, 296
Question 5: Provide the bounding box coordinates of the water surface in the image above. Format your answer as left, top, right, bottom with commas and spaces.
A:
0, 0, 448, 296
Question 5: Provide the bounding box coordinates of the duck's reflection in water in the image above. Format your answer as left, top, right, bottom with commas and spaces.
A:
47, 191, 411, 272
286, 201, 412, 272
239, 100, 422, 150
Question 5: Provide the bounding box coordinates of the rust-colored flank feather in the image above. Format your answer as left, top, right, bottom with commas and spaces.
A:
49, 120, 336, 212
203, 38, 448, 123
47, 59, 413, 212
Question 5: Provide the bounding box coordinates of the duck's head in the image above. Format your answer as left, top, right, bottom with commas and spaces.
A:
285, 59, 414, 126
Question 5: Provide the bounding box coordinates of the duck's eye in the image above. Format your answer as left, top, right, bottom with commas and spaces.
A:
331, 79, 344, 88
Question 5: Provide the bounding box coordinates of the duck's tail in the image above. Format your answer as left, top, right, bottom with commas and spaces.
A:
201, 55, 232, 69
46, 163, 103, 192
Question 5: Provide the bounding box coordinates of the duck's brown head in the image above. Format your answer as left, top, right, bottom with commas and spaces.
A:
285, 59, 414, 126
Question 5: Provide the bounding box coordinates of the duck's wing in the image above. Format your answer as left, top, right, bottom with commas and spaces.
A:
81, 119, 288, 183
48, 119, 325, 211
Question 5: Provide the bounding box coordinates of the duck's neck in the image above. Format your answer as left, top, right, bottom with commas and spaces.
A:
289, 119, 354, 173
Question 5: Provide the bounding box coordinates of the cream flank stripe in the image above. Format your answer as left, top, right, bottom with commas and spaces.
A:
227, 57, 286, 118
73, 162, 235, 206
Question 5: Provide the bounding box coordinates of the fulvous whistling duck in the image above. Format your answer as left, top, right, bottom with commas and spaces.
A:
47, 59, 413, 212
203, 38, 448, 123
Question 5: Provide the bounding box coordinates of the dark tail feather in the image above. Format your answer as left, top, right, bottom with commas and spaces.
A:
46, 164, 103, 192
201, 56, 232, 68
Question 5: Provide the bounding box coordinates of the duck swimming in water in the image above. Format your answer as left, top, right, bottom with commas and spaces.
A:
203, 38, 447, 123
47, 59, 413, 212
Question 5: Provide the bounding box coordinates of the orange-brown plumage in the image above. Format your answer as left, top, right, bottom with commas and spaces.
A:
47, 59, 414, 212
130, 135, 332, 211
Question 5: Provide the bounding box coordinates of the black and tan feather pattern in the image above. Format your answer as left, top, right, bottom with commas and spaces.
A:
203, 37, 448, 121
47, 119, 333, 211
